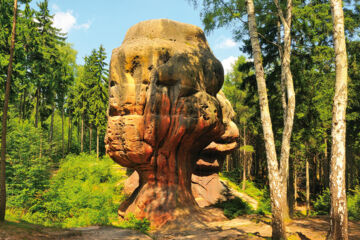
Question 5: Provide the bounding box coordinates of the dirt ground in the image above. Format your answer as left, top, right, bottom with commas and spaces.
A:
1, 214, 359, 240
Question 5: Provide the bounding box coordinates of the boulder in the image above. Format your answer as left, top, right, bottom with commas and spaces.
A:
105, 19, 239, 227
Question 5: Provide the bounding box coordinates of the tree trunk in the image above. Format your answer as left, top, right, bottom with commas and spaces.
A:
0, 0, 18, 222
242, 126, 246, 190
288, 157, 295, 217
306, 158, 310, 216
329, 0, 349, 238
35, 87, 40, 128
89, 127, 92, 153
49, 103, 55, 153
68, 114, 72, 152
294, 167, 297, 209
62, 107, 65, 158
226, 155, 229, 172
246, 0, 286, 238
39, 132, 42, 159
81, 115, 84, 152
22, 88, 26, 120
274, 0, 295, 221
324, 137, 329, 189
96, 128, 99, 160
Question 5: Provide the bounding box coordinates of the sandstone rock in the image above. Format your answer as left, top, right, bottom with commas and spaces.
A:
105, 19, 239, 227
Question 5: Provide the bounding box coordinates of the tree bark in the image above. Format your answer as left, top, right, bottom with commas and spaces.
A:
0, 0, 18, 222
96, 128, 99, 160
324, 137, 329, 189
246, 0, 286, 238
81, 115, 84, 152
274, 0, 295, 221
89, 127, 92, 153
294, 167, 297, 209
242, 126, 246, 190
49, 103, 55, 153
61, 107, 65, 158
329, 0, 349, 238
306, 158, 310, 216
35, 87, 40, 128
68, 113, 72, 152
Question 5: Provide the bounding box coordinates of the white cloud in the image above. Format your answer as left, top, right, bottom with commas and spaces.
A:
216, 38, 238, 49
74, 22, 91, 30
221, 56, 237, 75
53, 11, 76, 33
52, 6, 91, 34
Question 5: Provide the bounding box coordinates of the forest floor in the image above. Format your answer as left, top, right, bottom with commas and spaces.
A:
1, 213, 360, 240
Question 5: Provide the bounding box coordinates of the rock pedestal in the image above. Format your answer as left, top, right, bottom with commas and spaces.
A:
105, 19, 239, 227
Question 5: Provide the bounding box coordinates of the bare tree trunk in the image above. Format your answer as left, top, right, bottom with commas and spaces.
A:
68, 114, 72, 152
274, 0, 295, 221
89, 127, 92, 153
0, 0, 18, 222
288, 157, 295, 217
49, 103, 55, 153
35, 87, 40, 128
39, 132, 42, 159
21, 88, 26, 120
96, 128, 99, 160
306, 158, 310, 216
324, 137, 329, 189
329, 0, 349, 238
81, 116, 84, 153
294, 167, 297, 209
226, 155, 229, 172
242, 126, 246, 190
62, 107, 65, 158
246, 0, 286, 238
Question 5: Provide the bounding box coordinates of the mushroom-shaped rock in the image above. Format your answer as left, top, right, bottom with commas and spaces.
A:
105, 19, 239, 227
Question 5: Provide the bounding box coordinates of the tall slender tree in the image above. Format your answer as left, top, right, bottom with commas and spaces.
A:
328, 0, 349, 238
0, 0, 18, 222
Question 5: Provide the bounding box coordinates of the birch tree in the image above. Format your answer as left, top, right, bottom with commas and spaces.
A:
328, 0, 349, 238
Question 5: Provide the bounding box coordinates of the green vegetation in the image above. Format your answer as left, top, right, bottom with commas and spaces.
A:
6, 154, 127, 228
220, 173, 271, 215
214, 197, 253, 219
313, 188, 360, 220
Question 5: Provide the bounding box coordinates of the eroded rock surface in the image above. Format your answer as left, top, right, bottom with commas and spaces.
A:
105, 19, 239, 227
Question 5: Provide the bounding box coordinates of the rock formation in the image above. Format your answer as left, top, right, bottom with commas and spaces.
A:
105, 19, 239, 227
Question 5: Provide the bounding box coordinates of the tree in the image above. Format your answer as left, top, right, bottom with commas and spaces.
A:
1, 0, 18, 222
190, 0, 293, 237
328, 0, 349, 238
84, 45, 108, 159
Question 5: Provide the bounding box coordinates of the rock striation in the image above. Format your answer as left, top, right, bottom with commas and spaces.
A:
105, 19, 239, 227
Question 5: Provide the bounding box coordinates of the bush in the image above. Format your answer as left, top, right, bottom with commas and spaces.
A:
21, 153, 127, 228
220, 174, 271, 215
313, 188, 330, 215
117, 214, 150, 233
214, 197, 253, 219
6, 119, 51, 208
348, 186, 360, 220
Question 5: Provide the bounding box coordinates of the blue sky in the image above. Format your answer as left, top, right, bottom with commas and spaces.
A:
31, 0, 245, 74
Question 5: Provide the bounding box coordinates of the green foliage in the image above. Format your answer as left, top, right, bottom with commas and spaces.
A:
348, 186, 360, 221
214, 197, 253, 219
18, 154, 127, 228
6, 118, 51, 208
313, 188, 330, 215
117, 214, 151, 233
220, 174, 271, 215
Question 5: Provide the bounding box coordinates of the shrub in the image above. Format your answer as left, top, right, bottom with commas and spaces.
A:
220, 174, 271, 215
214, 197, 253, 219
117, 214, 151, 233
22, 153, 127, 228
313, 188, 330, 215
348, 186, 360, 220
